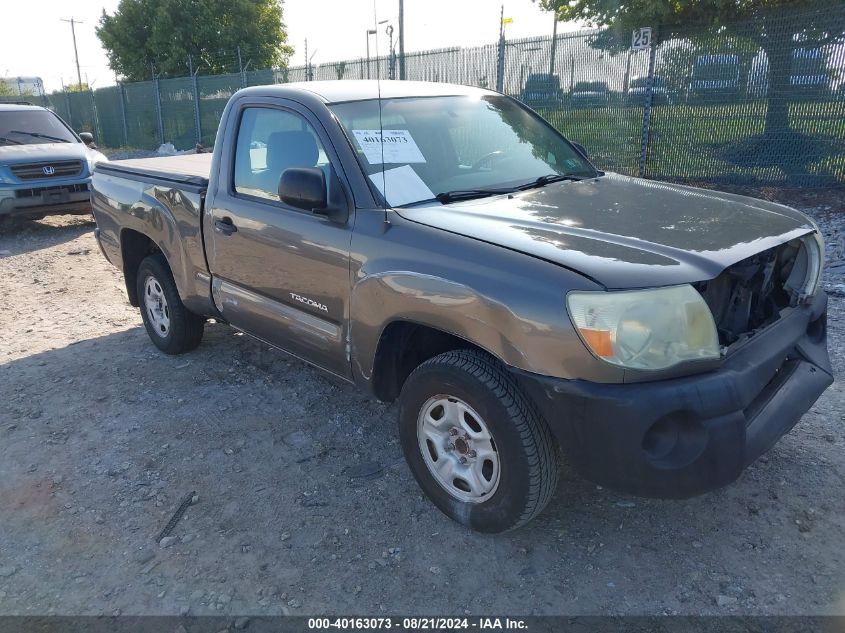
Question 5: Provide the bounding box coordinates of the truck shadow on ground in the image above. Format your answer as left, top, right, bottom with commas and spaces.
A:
2, 322, 842, 614
0, 214, 95, 255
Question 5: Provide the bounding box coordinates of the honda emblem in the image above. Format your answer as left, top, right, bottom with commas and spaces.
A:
43, 166, 55, 176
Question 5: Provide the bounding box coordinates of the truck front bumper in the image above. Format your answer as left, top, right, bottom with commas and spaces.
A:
513, 291, 833, 499
0, 180, 92, 219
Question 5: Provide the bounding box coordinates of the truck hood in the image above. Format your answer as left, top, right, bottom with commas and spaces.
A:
395, 173, 815, 289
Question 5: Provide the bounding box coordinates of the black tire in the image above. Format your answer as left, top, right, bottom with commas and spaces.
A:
136, 253, 204, 355
399, 349, 558, 533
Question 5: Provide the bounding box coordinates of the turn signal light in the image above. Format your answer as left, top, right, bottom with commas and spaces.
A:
578, 328, 613, 357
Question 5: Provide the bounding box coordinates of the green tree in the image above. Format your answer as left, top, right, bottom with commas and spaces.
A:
97, 0, 294, 82
0, 81, 16, 97
537, 0, 844, 137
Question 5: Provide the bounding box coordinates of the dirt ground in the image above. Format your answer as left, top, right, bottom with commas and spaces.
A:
1, 210, 844, 617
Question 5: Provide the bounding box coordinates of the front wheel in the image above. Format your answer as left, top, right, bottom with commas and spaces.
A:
136, 254, 204, 355
399, 349, 558, 533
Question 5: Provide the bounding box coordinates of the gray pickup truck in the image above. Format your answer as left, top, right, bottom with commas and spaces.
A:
92, 80, 832, 533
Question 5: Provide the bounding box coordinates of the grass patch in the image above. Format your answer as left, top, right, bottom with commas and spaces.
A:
538, 100, 845, 186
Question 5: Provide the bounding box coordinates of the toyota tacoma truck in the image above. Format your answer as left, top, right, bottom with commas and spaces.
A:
91, 80, 832, 533
1, 103, 107, 225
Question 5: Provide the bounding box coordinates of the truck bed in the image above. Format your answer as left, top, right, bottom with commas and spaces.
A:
96, 153, 212, 190
91, 152, 214, 318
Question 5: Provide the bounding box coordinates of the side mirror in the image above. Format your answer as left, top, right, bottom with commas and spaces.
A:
79, 132, 96, 148
279, 167, 327, 212
571, 142, 589, 159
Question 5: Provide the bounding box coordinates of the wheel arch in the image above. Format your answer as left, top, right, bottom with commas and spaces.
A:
370, 320, 495, 402
120, 228, 162, 306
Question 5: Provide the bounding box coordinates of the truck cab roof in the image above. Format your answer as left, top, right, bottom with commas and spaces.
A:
237, 80, 496, 104
0, 103, 47, 112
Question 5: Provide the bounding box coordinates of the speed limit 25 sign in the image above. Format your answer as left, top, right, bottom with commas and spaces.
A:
631, 27, 652, 50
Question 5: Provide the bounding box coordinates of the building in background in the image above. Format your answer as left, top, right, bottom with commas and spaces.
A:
0, 76, 46, 98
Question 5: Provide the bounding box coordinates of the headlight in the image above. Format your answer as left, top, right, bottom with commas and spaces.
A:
801, 231, 824, 298
785, 231, 825, 301
567, 285, 720, 371
87, 151, 108, 172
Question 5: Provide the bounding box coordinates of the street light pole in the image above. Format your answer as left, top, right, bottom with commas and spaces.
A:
60, 17, 84, 88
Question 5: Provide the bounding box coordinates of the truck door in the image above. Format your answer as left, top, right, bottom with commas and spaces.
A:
204, 101, 353, 380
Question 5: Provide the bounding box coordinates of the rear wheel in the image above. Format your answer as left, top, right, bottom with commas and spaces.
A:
399, 349, 558, 533
136, 253, 204, 354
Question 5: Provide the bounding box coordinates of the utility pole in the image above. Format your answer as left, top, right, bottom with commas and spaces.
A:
61, 18, 84, 88
549, 15, 558, 76
151, 63, 164, 146
304, 38, 308, 80
309, 48, 318, 81
398, 0, 405, 80
386, 24, 395, 80
237, 46, 246, 88
366, 29, 376, 80
189, 54, 201, 145
496, 5, 505, 92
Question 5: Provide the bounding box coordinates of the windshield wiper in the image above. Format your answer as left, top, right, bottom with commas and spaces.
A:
435, 187, 517, 204
8, 130, 71, 143
434, 174, 590, 204
0, 136, 23, 145
516, 173, 585, 191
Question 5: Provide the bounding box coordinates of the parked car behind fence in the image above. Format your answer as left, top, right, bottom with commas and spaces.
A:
570, 81, 611, 108
520, 73, 564, 109
625, 76, 674, 106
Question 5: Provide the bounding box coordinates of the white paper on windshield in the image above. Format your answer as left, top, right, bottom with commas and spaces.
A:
369, 165, 435, 207
352, 129, 426, 164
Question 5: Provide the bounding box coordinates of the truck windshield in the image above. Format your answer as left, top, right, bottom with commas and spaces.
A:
0, 110, 77, 145
329, 95, 596, 207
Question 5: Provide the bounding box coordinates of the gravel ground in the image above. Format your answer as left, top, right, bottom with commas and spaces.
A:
0, 190, 843, 617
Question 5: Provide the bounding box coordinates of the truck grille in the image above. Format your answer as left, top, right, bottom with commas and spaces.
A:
10, 160, 84, 180
694, 240, 804, 346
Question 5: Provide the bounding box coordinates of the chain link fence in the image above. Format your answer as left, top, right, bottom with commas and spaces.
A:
7, 1, 843, 187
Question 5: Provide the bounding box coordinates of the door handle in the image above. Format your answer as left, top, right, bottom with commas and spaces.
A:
214, 218, 237, 235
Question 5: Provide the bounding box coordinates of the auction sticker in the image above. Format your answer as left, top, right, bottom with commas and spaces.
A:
352, 129, 426, 164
